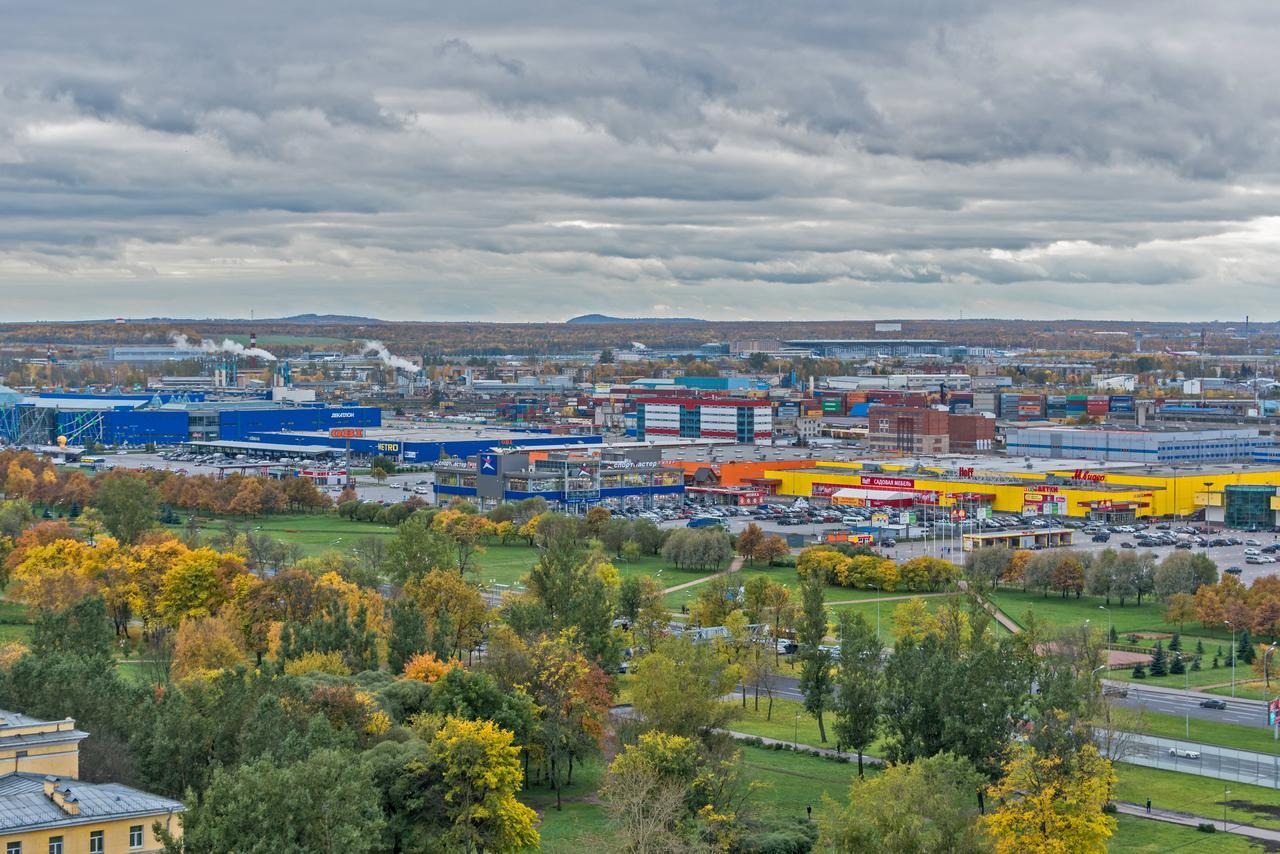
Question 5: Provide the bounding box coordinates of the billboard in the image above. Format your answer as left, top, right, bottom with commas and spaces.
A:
329, 428, 364, 439
1270, 698, 1280, 727
861, 476, 915, 490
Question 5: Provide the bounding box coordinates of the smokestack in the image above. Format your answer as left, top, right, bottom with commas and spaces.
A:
249, 331, 258, 369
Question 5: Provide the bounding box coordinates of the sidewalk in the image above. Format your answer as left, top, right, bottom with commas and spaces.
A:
1115, 801, 1280, 843
662, 556, 744, 595
720, 729, 886, 766
957, 580, 1022, 635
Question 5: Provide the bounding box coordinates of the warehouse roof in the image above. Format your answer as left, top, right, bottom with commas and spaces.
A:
184, 440, 338, 455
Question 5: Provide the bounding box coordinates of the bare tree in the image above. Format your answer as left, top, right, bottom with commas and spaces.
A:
1096, 698, 1149, 763
601, 769, 694, 854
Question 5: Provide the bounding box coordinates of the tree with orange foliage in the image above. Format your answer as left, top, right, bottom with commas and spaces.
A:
401, 651, 459, 683
4, 462, 36, 499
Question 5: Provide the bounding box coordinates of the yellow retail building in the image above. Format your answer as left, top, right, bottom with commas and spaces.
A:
761, 460, 1280, 521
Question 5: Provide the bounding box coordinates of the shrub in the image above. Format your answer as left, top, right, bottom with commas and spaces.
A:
1197, 823, 1216, 833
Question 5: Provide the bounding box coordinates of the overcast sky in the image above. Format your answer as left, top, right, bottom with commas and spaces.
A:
2, 1, 1279, 322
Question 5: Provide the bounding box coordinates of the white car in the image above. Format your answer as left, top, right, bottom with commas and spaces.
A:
1245, 548, 1261, 556
1169, 748, 1201, 760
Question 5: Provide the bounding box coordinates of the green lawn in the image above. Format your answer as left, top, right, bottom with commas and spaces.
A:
165, 513, 399, 557
739, 743, 866, 821
1114, 765, 1280, 830
1109, 814, 1265, 852
532, 801, 615, 853
1132, 709, 1280, 754
989, 588, 1214, 636
0, 597, 31, 644
474, 545, 672, 589
1112, 665, 1246, 690
1205, 681, 1280, 701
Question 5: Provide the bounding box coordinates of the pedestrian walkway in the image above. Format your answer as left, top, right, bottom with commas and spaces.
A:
662, 556, 744, 595
718, 728, 885, 767
1115, 801, 1280, 843
819, 594, 952, 606
956, 580, 1022, 634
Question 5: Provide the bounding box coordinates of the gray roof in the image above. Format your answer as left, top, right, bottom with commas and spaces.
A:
0, 774, 184, 833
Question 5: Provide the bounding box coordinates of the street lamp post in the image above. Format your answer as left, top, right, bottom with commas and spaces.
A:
1226, 620, 1236, 698
1099, 605, 1111, 643
1265, 643, 1279, 741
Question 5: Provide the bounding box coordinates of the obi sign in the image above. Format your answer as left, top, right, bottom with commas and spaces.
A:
329, 428, 364, 439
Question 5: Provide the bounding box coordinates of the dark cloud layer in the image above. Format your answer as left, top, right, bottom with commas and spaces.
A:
1, 1, 1279, 321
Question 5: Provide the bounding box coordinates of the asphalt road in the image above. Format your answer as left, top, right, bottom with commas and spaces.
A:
1108, 683, 1273, 729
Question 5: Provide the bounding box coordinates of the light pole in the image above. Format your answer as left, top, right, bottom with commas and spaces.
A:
794, 712, 800, 749
1223, 786, 1230, 832
1263, 642, 1280, 742
1099, 605, 1111, 644
1226, 620, 1236, 698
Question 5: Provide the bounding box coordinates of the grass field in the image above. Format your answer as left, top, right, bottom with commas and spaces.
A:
473, 545, 672, 589
165, 513, 399, 557
0, 597, 31, 644
1112, 665, 1248, 689
1205, 681, 1280, 701
1109, 814, 1266, 852
990, 588, 1205, 635
1114, 765, 1280, 830
1133, 709, 1280, 754
739, 743, 865, 821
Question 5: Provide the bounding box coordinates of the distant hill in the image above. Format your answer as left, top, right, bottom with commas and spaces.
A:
566, 314, 706, 324
267, 314, 383, 324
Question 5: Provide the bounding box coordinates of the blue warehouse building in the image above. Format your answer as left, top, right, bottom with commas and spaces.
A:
242, 427, 602, 463
0, 392, 382, 448
433, 446, 684, 510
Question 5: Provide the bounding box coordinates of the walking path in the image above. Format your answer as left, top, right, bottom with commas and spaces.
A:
827, 592, 948, 607
1114, 801, 1280, 843
662, 556, 744, 595
956, 580, 1023, 634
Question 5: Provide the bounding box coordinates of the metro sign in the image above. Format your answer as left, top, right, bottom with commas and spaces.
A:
1073, 469, 1106, 483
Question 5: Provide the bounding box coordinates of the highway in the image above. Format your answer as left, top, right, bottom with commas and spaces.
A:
1107, 682, 1273, 729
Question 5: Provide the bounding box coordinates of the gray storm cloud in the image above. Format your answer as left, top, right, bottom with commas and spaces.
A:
2, 1, 1280, 321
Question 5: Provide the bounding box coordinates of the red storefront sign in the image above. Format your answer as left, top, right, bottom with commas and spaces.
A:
860, 476, 915, 489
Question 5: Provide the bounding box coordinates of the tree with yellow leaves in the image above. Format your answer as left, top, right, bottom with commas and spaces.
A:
983, 744, 1116, 854
156, 547, 245, 626
10, 537, 106, 611
892, 596, 940, 644
427, 716, 539, 853
171, 614, 245, 680
432, 509, 493, 576
404, 569, 490, 659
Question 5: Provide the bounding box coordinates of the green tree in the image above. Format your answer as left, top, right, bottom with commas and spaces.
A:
632, 636, 740, 738
30, 595, 114, 660
796, 571, 834, 743
165, 749, 384, 853
832, 611, 882, 777
1149, 641, 1167, 677
429, 717, 540, 852
381, 511, 452, 586
95, 472, 158, 544
818, 753, 988, 853
387, 596, 428, 674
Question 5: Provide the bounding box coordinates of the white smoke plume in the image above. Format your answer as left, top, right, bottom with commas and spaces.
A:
362, 340, 419, 372
170, 332, 277, 361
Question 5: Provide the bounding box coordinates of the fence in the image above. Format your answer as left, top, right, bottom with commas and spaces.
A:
1097, 728, 1280, 789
